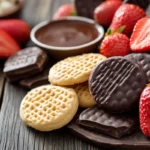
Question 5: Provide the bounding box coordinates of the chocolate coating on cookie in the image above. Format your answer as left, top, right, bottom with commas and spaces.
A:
89, 57, 146, 113
125, 53, 150, 82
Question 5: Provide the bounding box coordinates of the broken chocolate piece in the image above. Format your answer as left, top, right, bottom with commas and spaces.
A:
19, 63, 52, 89
3, 47, 48, 82
68, 121, 150, 150
79, 106, 139, 138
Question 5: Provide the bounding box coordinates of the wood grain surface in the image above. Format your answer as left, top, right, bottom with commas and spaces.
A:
0, 60, 5, 109
0, 0, 103, 150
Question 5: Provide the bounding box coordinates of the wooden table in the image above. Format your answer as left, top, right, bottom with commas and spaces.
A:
0, 0, 103, 149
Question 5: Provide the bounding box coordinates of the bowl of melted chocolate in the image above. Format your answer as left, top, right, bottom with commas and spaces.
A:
31, 16, 104, 59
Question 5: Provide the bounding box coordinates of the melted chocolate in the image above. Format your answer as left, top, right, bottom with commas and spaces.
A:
35, 20, 99, 47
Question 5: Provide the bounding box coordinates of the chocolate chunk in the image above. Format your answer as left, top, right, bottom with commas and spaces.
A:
125, 53, 150, 82
89, 57, 147, 113
3, 47, 48, 82
68, 121, 150, 150
75, 0, 104, 19
79, 106, 138, 138
19, 63, 51, 89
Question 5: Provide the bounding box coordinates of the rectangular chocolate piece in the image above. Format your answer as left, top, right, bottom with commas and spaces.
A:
68, 121, 150, 150
19, 63, 52, 89
3, 47, 48, 82
79, 106, 139, 138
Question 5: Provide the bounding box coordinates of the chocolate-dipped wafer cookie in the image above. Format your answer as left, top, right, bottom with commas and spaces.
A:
3, 47, 48, 82
89, 57, 147, 113
75, 0, 104, 19
125, 53, 150, 82
79, 106, 139, 138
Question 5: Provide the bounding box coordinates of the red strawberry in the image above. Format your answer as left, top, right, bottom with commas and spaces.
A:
94, 0, 122, 27
0, 19, 31, 44
130, 17, 150, 52
53, 4, 76, 20
140, 85, 150, 137
100, 32, 130, 57
0, 29, 20, 58
110, 4, 146, 36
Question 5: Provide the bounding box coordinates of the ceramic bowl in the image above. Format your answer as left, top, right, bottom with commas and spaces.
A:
31, 16, 104, 60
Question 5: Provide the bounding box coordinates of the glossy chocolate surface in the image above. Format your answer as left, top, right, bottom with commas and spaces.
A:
35, 20, 99, 47
89, 57, 147, 113
79, 106, 139, 138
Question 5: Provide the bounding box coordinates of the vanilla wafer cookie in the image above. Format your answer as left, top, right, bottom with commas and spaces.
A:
49, 53, 106, 86
20, 85, 78, 131
73, 82, 96, 108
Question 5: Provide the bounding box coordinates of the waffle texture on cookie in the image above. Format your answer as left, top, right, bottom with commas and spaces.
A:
49, 53, 106, 86
20, 85, 78, 131
89, 57, 146, 113
73, 82, 96, 108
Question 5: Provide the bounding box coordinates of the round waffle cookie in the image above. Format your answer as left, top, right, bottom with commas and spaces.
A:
20, 85, 78, 131
125, 53, 150, 82
89, 57, 147, 113
73, 82, 96, 108
49, 53, 106, 86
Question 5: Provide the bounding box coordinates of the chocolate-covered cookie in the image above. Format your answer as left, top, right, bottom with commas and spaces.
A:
75, 0, 104, 19
125, 53, 150, 82
79, 106, 139, 138
3, 47, 48, 82
89, 57, 146, 113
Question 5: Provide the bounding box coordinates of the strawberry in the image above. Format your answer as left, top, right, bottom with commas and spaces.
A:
130, 17, 150, 52
100, 29, 130, 57
53, 4, 76, 20
0, 19, 31, 44
109, 4, 146, 36
0, 29, 20, 58
94, 0, 122, 27
140, 85, 150, 137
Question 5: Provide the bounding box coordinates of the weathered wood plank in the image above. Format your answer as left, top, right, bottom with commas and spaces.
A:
0, 0, 104, 149
0, 60, 5, 108
0, 82, 101, 150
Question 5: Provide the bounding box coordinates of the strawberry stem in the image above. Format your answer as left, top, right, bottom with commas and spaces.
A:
116, 26, 126, 33
71, 11, 77, 16
105, 29, 114, 37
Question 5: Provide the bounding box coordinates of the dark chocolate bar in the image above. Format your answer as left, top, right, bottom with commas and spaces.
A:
68, 121, 150, 150
75, 0, 104, 19
19, 63, 51, 89
3, 47, 48, 82
89, 57, 147, 113
125, 53, 150, 82
79, 106, 139, 138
